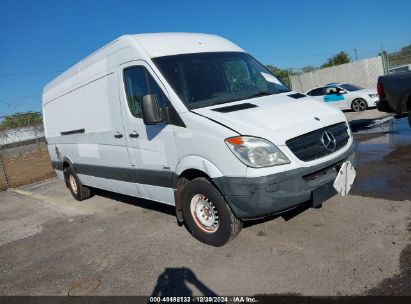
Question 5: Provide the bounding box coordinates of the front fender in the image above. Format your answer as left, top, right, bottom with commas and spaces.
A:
175, 156, 224, 178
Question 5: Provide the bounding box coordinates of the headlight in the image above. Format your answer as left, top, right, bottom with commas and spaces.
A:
369, 93, 378, 98
225, 136, 290, 168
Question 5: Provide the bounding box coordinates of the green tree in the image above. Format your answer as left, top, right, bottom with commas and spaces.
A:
265, 65, 291, 86
321, 52, 351, 68
386, 44, 411, 67
0, 112, 43, 130
400, 44, 411, 52
302, 65, 317, 73
378, 50, 388, 56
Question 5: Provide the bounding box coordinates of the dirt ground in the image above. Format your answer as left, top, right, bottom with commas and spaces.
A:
0, 162, 8, 191
0, 149, 55, 189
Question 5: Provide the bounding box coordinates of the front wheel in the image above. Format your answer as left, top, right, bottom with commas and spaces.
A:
181, 177, 242, 246
351, 98, 368, 112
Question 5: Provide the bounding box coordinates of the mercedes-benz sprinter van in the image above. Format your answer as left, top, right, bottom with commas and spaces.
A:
43, 33, 357, 246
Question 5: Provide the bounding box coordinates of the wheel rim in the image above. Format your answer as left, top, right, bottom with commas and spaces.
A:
69, 174, 78, 195
352, 100, 360, 111
190, 194, 219, 233
359, 100, 367, 111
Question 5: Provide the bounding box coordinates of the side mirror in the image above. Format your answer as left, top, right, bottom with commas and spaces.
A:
338, 90, 346, 95
141, 94, 162, 125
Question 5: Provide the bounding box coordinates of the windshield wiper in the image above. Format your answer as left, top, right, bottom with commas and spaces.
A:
228, 91, 275, 103
243, 91, 273, 99
207, 91, 277, 108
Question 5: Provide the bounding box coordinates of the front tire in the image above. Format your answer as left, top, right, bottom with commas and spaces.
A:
181, 177, 242, 246
351, 98, 368, 112
64, 166, 92, 201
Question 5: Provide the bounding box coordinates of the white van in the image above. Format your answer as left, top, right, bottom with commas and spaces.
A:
43, 33, 357, 246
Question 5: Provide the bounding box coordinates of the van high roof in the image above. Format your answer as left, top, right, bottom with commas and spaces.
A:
130, 33, 244, 57
43, 33, 244, 102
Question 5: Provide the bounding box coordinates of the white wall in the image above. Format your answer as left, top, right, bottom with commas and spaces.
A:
0, 125, 45, 146
290, 56, 385, 93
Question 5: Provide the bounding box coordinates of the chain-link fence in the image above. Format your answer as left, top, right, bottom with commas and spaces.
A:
0, 112, 55, 190
384, 48, 411, 73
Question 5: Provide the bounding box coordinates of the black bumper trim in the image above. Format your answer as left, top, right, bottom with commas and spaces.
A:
50, 161, 176, 188
213, 142, 357, 220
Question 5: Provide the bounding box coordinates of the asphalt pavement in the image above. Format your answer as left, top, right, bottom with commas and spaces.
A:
0, 112, 410, 296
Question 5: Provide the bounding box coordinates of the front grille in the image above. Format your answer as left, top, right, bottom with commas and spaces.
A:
286, 122, 349, 162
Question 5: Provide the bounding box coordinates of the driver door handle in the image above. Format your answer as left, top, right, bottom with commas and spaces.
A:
129, 131, 139, 138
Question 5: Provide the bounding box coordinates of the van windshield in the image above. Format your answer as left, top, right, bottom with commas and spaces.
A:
152, 52, 290, 109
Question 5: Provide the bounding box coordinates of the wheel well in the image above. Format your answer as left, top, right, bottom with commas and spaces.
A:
63, 161, 70, 171
174, 169, 214, 224
62, 161, 71, 187
179, 169, 210, 182
352, 98, 366, 103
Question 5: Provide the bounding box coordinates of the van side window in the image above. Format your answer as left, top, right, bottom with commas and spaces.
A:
123, 66, 167, 118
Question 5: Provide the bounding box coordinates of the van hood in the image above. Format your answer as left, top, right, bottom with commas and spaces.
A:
192, 93, 347, 146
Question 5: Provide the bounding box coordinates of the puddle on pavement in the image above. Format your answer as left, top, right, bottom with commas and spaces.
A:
351, 116, 411, 201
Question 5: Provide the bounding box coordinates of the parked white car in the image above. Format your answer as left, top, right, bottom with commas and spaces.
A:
43, 33, 357, 246
306, 83, 379, 111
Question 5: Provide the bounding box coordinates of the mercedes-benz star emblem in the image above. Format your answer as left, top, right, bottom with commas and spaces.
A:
321, 131, 336, 151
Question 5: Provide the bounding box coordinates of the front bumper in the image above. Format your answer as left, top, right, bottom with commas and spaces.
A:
370, 98, 379, 107
213, 142, 357, 220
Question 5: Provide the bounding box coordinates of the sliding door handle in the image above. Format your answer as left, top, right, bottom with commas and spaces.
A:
114, 133, 123, 139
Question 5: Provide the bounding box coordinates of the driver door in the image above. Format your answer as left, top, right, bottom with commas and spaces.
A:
118, 60, 179, 204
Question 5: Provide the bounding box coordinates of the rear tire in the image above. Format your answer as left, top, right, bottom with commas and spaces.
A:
64, 166, 92, 201
181, 177, 242, 246
351, 98, 368, 112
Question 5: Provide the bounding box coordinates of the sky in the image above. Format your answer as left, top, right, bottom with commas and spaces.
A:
1, 0, 410, 116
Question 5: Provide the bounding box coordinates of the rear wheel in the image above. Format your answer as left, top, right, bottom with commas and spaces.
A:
351, 98, 368, 112
181, 177, 242, 246
64, 166, 92, 201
